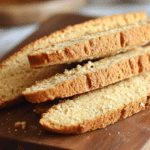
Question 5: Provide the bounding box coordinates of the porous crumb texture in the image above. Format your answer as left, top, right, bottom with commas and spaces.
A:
0, 11, 147, 108
0, 45, 70, 109
23, 46, 150, 103
40, 71, 150, 134
28, 19, 150, 68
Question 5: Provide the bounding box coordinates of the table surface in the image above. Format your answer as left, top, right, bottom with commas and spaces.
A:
0, 13, 150, 150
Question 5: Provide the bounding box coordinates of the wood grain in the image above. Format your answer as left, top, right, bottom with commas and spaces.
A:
0, 101, 150, 150
0, 13, 150, 150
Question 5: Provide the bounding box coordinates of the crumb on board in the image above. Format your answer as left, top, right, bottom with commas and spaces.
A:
14, 121, 26, 129
140, 102, 145, 107
33, 109, 36, 112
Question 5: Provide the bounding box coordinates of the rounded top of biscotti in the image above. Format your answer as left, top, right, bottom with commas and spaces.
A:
39, 71, 150, 134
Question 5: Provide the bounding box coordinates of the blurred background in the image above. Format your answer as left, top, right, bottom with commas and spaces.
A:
0, 0, 150, 61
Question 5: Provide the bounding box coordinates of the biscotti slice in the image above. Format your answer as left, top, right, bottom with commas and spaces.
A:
33, 11, 147, 50
40, 71, 150, 134
0, 11, 147, 109
0, 44, 73, 109
23, 45, 150, 103
28, 20, 150, 68
0, 53, 71, 109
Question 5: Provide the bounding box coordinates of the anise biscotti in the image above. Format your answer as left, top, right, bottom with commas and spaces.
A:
0, 53, 70, 109
33, 11, 147, 50
35, 12, 147, 49
0, 12, 146, 109
28, 19, 150, 68
40, 71, 150, 134
23, 46, 150, 103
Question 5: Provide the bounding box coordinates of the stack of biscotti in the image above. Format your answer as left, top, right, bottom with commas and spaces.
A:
1, 11, 150, 134
1, 11, 146, 109
24, 46, 150, 103
40, 71, 150, 134
22, 11, 150, 134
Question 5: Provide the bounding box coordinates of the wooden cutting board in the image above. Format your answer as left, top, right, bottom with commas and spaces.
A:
0, 13, 150, 150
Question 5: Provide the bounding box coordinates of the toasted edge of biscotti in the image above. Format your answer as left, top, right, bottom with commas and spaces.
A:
0, 43, 34, 109
40, 97, 150, 134
0, 11, 147, 109
28, 20, 150, 68
39, 71, 150, 134
33, 11, 147, 51
23, 46, 150, 103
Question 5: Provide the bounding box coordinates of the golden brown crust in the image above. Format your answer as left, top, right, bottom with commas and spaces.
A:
28, 23, 150, 68
0, 11, 146, 68
24, 76, 89, 103
0, 11, 147, 108
121, 24, 150, 47
40, 96, 150, 134
0, 43, 33, 67
28, 33, 121, 67
35, 11, 147, 49
24, 50, 150, 103
0, 42, 34, 109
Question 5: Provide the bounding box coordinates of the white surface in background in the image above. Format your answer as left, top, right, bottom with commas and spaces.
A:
0, 24, 38, 60
0, 1, 150, 61
79, 0, 150, 17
